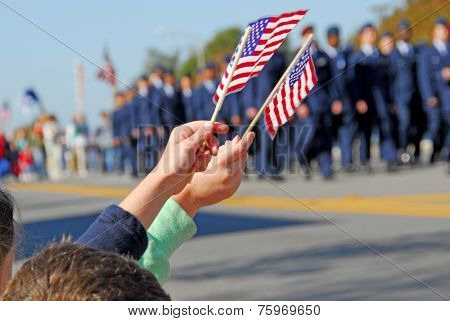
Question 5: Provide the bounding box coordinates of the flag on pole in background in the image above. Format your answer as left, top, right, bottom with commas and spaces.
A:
21, 88, 44, 115
213, 9, 307, 104
97, 46, 117, 87
265, 42, 317, 138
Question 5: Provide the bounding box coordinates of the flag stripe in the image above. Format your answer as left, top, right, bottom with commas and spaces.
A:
264, 44, 318, 139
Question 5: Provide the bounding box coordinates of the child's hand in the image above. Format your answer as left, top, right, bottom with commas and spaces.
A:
119, 121, 228, 229
173, 132, 255, 216
156, 121, 229, 178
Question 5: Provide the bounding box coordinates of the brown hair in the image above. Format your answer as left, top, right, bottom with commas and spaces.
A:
2, 242, 171, 301
0, 189, 15, 265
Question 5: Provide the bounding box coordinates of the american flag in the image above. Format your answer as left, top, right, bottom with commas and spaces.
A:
265, 43, 317, 138
97, 47, 117, 87
213, 9, 307, 104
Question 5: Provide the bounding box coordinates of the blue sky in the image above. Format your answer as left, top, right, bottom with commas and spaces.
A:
0, 0, 394, 131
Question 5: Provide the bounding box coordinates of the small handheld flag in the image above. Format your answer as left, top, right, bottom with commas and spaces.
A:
265, 41, 317, 138
242, 34, 315, 139
213, 9, 308, 104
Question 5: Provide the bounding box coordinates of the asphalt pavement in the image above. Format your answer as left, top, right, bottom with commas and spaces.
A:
6, 163, 450, 300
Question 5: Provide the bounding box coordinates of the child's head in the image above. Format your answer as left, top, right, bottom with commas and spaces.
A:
2, 242, 171, 301
0, 189, 16, 294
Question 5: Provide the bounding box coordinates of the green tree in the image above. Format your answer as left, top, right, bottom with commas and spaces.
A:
143, 47, 180, 75
378, 0, 449, 43
179, 27, 243, 78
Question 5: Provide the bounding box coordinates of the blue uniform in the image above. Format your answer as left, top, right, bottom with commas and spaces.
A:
121, 101, 137, 175
241, 52, 285, 176
418, 42, 450, 162
218, 93, 240, 140
133, 91, 159, 173
191, 85, 205, 121
182, 89, 195, 122
349, 48, 397, 165
327, 45, 356, 168
197, 79, 218, 120
295, 48, 334, 178
112, 107, 123, 172
389, 42, 422, 152
148, 80, 165, 127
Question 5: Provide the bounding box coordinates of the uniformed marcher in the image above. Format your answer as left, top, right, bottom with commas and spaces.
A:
180, 74, 195, 122
133, 75, 158, 173
162, 69, 184, 128
325, 25, 356, 172
242, 51, 285, 179
418, 17, 450, 171
218, 55, 241, 140
112, 92, 125, 173
389, 19, 424, 164
198, 62, 219, 121
295, 25, 334, 179
349, 23, 397, 172
123, 88, 137, 176
147, 66, 165, 150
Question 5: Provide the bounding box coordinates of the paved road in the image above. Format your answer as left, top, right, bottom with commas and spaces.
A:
6, 163, 450, 300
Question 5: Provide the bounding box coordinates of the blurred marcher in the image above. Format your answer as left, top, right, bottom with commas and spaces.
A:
180, 74, 195, 122
112, 92, 125, 173
389, 19, 424, 164
349, 23, 397, 172
295, 25, 334, 179
198, 62, 218, 121
134, 75, 158, 174
123, 88, 137, 176
325, 25, 356, 172
418, 17, 450, 170
218, 55, 241, 141
163, 69, 184, 127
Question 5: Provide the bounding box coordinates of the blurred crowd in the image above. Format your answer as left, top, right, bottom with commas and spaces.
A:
1, 17, 449, 182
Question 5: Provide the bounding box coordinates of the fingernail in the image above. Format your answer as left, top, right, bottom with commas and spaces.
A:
232, 135, 240, 144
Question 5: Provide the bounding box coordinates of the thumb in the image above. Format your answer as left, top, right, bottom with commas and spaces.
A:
185, 123, 213, 150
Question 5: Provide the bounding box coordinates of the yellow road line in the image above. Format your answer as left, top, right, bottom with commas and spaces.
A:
7, 182, 450, 218
7, 182, 130, 198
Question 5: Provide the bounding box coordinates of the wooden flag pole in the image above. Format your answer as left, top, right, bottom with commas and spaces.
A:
210, 26, 253, 123
242, 33, 314, 138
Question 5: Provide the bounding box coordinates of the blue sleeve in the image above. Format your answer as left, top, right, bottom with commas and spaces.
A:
151, 90, 163, 126
77, 205, 148, 260
138, 97, 150, 126
112, 111, 120, 138
348, 53, 362, 103
418, 48, 433, 102
130, 101, 138, 130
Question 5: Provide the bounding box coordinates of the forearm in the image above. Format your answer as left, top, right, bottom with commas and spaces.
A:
139, 198, 197, 284
171, 186, 199, 218
119, 169, 182, 229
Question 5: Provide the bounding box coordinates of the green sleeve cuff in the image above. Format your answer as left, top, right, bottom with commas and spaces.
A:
149, 198, 197, 256
139, 198, 197, 284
